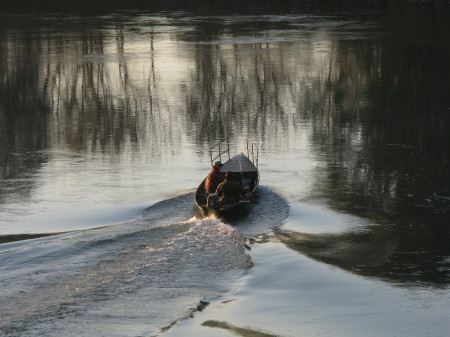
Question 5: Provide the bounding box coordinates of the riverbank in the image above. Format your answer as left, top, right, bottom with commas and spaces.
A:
0, 0, 448, 13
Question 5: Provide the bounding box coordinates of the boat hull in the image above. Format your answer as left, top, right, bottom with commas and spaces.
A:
196, 193, 253, 219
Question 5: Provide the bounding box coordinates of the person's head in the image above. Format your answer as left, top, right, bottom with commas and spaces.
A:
214, 161, 222, 167
225, 171, 233, 179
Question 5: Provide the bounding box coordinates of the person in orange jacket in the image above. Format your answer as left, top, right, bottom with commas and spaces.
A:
205, 161, 223, 194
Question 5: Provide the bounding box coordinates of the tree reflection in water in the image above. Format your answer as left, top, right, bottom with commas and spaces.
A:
0, 10, 449, 286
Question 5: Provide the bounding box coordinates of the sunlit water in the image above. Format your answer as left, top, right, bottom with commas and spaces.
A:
1, 8, 449, 337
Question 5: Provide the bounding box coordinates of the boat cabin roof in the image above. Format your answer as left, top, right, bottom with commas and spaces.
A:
220, 153, 258, 173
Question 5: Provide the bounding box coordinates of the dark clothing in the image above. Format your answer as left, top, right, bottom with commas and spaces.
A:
205, 166, 223, 194
215, 179, 243, 205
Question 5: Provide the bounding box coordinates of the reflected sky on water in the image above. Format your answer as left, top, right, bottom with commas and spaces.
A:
0, 9, 449, 287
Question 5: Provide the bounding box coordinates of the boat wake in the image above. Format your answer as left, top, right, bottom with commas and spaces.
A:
229, 186, 290, 236
0, 186, 288, 336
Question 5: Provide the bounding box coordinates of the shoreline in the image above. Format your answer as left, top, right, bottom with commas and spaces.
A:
0, 0, 449, 13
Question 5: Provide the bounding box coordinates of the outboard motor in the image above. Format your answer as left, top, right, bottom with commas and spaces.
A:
207, 193, 220, 210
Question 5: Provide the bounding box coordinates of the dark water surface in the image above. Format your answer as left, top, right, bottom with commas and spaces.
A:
1, 7, 450, 337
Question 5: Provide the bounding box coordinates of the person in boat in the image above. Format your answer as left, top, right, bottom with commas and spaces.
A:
215, 171, 244, 205
205, 161, 224, 195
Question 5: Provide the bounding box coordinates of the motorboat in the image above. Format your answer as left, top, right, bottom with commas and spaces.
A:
195, 137, 259, 219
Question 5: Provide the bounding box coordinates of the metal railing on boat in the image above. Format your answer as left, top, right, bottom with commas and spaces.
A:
246, 136, 258, 169
209, 136, 258, 169
210, 137, 230, 166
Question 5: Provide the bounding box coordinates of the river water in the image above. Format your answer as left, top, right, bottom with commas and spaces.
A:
1, 7, 449, 337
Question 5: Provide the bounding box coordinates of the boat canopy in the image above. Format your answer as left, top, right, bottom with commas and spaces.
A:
220, 153, 257, 173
